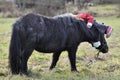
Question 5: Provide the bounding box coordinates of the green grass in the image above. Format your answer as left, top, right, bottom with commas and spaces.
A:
88, 4, 119, 17
0, 17, 120, 80
0, 18, 15, 33
0, 16, 120, 80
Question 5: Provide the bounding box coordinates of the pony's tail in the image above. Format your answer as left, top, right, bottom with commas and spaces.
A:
9, 22, 21, 74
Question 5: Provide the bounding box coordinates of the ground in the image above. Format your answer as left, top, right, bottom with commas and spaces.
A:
0, 5, 120, 80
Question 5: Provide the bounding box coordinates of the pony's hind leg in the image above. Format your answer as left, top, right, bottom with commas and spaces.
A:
49, 51, 61, 70
20, 35, 36, 75
20, 47, 34, 75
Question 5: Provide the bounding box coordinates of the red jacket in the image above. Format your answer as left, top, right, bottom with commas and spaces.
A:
76, 13, 94, 24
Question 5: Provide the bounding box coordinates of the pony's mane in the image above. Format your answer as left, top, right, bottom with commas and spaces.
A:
52, 13, 94, 40
38, 13, 78, 29
21, 13, 95, 40
53, 13, 75, 18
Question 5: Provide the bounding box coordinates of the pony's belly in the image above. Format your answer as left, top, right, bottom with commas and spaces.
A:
35, 45, 65, 53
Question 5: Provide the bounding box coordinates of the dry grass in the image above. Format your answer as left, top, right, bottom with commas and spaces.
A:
0, 7, 120, 79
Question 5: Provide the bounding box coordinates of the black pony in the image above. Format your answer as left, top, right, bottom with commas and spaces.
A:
9, 13, 108, 75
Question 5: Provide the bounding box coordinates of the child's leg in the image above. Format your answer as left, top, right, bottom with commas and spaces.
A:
93, 21, 107, 34
93, 21, 113, 38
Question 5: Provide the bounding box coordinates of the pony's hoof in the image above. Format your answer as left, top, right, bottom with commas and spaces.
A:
49, 66, 55, 71
20, 72, 29, 76
71, 69, 79, 73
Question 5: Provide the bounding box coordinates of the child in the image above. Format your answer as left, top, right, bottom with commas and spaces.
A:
75, 13, 113, 38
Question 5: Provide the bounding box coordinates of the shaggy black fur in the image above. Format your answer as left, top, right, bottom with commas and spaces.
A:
9, 13, 108, 75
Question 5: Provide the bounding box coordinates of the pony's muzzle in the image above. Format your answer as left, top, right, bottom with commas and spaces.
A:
100, 45, 108, 53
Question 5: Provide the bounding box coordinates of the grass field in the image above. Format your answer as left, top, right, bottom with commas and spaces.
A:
0, 3, 120, 80
0, 16, 120, 80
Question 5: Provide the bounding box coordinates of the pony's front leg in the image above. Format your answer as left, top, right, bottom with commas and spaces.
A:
68, 47, 77, 71
49, 51, 61, 70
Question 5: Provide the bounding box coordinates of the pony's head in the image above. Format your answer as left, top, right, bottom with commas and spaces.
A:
73, 19, 108, 53
89, 24, 108, 53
